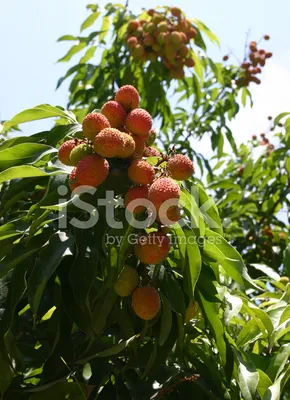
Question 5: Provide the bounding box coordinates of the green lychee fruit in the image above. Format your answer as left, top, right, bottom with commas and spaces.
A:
70, 143, 95, 166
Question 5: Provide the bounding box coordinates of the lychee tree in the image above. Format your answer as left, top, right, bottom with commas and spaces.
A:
1, 86, 290, 399
56, 3, 272, 162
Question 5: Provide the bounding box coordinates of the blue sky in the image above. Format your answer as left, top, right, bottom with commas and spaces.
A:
1, 0, 289, 144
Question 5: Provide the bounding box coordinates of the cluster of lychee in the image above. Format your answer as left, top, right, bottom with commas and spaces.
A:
125, 7, 196, 79
230, 35, 272, 87
58, 85, 195, 322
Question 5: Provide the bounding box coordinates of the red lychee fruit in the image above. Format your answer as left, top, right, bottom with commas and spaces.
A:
143, 146, 161, 158
131, 135, 145, 159
135, 231, 170, 264
82, 112, 110, 140
264, 34, 270, 40
126, 108, 153, 137
58, 139, 80, 166
101, 101, 126, 128
252, 135, 257, 140
185, 57, 195, 67
157, 205, 181, 226
125, 185, 149, 214
249, 41, 257, 51
127, 20, 140, 33
223, 55, 229, 61
187, 28, 197, 39
128, 159, 155, 185
94, 128, 135, 158
75, 155, 109, 187
115, 85, 140, 112
266, 52, 272, 59
167, 154, 194, 180
148, 177, 180, 210
69, 167, 80, 191
132, 286, 161, 320
127, 36, 138, 49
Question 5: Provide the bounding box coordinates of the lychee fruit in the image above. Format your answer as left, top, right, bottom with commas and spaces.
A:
114, 266, 139, 297
170, 31, 182, 45
58, 139, 80, 166
171, 7, 182, 17
135, 231, 170, 264
146, 129, 157, 146
94, 128, 135, 158
82, 112, 110, 140
179, 44, 189, 57
187, 28, 197, 39
264, 34, 270, 40
143, 34, 155, 47
167, 154, 194, 180
101, 101, 126, 128
128, 159, 155, 185
185, 300, 199, 323
126, 108, 152, 137
125, 185, 149, 214
157, 205, 181, 226
75, 154, 109, 187
132, 44, 145, 59
148, 177, 180, 211
185, 57, 195, 68
69, 167, 80, 191
132, 286, 160, 320
143, 146, 161, 157
131, 135, 145, 159
127, 20, 140, 33
115, 85, 140, 112
70, 143, 94, 166
127, 36, 138, 49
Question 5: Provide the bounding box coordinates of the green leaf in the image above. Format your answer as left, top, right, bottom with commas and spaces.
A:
284, 244, 290, 277
250, 264, 280, 281
159, 294, 172, 346
99, 16, 110, 42
57, 35, 78, 41
58, 42, 87, 62
180, 187, 205, 237
81, 11, 101, 31
28, 232, 74, 319
191, 19, 220, 45
2, 105, 77, 132
273, 112, 290, 125
267, 344, 290, 382
234, 350, 259, 400
183, 229, 201, 301
80, 46, 97, 63
0, 353, 13, 396
0, 143, 56, 171
29, 382, 85, 399
263, 373, 285, 400
0, 165, 64, 184
197, 289, 227, 365
257, 369, 273, 399
77, 335, 137, 363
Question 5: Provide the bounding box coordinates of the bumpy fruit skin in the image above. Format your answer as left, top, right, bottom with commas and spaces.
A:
171, 7, 182, 17
82, 112, 110, 140
135, 231, 170, 264
75, 155, 109, 187
185, 301, 199, 323
132, 286, 160, 320
125, 185, 149, 214
148, 177, 180, 210
128, 159, 155, 185
101, 101, 126, 128
157, 205, 181, 225
70, 144, 94, 166
185, 57, 195, 68
127, 20, 140, 32
94, 128, 135, 158
115, 85, 140, 111
131, 135, 145, 159
114, 266, 139, 297
126, 108, 152, 137
69, 167, 80, 191
143, 146, 161, 158
58, 139, 79, 166
167, 154, 194, 180
127, 36, 138, 49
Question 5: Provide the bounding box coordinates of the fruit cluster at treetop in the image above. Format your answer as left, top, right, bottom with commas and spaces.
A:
58, 84, 195, 321
124, 7, 197, 79
234, 35, 272, 87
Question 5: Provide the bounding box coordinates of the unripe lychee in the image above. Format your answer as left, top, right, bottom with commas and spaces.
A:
101, 101, 126, 128
143, 34, 155, 46
158, 21, 169, 32
146, 129, 157, 146
69, 167, 80, 191
179, 44, 189, 57
128, 159, 155, 185
132, 286, 160, 320
152, 14, 164, 25
75, 155, 109, 187
135, 231, 170, 264
169, 67, 185, 79
187, 28, 197, 39
127, 36, 138, 49
115, 85, 140, 112
157, 32, 166, 45
126, 108, 153, 137
185, 300, 199, 323
143, 146, 161, 158
152, 43, 162, 52
147, 52, 158, 62
170, 31, 182, 45
132, 44, 145, 58
131, 135, 145, 159
58, 139, 80, 166
127, 20, 140, 33
82, 112, 111, 140
70, 143, 94, 166
94, 128, 135, 158
144, 22, 156, 34
114, 266, 139, 297
125, 185, 149, 214
148, 177, 180, 210
167, 154, 194, 180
